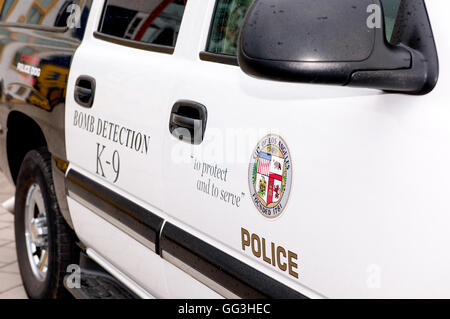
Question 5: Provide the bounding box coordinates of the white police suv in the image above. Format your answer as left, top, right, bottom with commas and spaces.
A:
0, 0, 448, 299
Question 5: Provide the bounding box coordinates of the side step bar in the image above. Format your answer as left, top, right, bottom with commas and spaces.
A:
64, 253, 138, 299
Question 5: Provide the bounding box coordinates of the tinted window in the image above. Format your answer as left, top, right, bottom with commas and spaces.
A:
99, 0, 187, 48
0, 0, 81, 27
206, 0, 253, 56
381, 0, 401, 42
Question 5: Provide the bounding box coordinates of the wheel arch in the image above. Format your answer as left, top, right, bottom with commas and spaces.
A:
7, 111, 47, 184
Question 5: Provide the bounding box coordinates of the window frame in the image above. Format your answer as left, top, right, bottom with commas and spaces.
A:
94, 0, 188, 55
199, 51, 238, 66
93, 31, 175, 54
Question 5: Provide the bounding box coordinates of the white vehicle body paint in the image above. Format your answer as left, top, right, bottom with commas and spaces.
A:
65, 0, 450, 298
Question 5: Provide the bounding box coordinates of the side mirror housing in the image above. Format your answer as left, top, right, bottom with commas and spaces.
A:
238, 0, 438, 95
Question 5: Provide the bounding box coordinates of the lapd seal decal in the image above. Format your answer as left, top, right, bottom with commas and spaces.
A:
248, 135, 292, 218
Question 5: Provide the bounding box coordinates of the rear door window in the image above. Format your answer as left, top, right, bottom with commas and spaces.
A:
98, 0, 187, 48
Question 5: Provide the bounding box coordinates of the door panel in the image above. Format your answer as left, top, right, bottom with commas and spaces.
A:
164, 63, 450, 299
66, 37, 168, 210
162, 0, 450, 298
65, 0, 190, 297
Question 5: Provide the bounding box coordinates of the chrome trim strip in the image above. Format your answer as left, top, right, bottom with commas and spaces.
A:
162, 251, 240, 299
69, 190, 156, 253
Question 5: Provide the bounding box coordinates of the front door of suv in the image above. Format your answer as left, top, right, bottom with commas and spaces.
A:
161, 0, 450, 298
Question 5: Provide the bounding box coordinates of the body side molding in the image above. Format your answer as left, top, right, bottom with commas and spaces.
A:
66, 169, 307, 299
160, 222, 307, 299
66, 169, 164, 252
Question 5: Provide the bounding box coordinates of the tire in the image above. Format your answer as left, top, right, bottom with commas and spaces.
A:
14, 148, 78, 299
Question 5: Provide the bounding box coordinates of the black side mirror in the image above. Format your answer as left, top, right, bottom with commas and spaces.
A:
238, 0, 438, 95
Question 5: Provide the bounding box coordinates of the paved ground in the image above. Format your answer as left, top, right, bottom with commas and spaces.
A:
0, 173, 27, 299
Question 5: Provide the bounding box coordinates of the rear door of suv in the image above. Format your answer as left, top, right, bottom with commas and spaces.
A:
64, 0, 222, 298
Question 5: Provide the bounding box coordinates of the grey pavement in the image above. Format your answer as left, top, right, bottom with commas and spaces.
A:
0, 173, 27, 299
